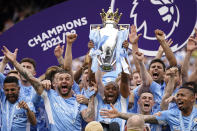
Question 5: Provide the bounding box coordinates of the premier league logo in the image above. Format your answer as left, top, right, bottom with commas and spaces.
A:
129, 0, 196, 56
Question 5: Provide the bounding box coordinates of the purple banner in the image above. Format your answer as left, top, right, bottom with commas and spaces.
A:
0, 0, 196, 76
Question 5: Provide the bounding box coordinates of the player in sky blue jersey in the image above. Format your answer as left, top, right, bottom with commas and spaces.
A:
155, 87, 197, 131
0, 57, 49, 131
99, 86, 197, 131
136, 90, 162, 131
1, 76, 36, 131
130, 51, 162, 114
100, 52, 181, 131
86, 52, 130, 131
2, 34, 96, 131
130, 26, 177, 100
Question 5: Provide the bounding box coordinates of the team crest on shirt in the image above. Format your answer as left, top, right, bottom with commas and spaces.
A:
16, 104, 20, 110
194, 118, 197, 123
172, 125, 180, 130
130, 0, 196, 56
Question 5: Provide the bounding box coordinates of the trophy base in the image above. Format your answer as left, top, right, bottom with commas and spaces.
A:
100, 64, 113, 72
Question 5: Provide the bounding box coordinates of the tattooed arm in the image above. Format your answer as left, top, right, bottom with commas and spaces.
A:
2, 46, 44, 95
100, 104, 159, 124
143, 115, 159, 124
81, 81, 97, 122
14, 62, 43, 95
81, 96, 95, 122
119, 113, 158, 124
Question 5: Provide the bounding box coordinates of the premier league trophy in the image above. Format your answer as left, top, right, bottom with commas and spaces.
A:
89, 7, 130, 75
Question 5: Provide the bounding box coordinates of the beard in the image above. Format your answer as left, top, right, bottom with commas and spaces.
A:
7, 94, 18, 104
58, 85, 72, 97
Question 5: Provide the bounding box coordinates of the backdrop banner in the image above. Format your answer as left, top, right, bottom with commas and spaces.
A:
0, 0, 196, 76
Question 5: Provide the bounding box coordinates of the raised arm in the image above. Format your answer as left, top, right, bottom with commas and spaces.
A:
88, 55, 96, 86
129, 25, 142, 72
38, 44, 64, 81
120, 72, 130, 98
188, 57, 197, 82
135, 52, 153, 87
182, 36, 197, 83
2, 46, 44, 95
155, 29, 177, 66
81, 82, 97, 122
63, 34, 77, 76
74, 54, 89, 82
155, 39, 173, 59
160, 67, 177, 110
0, 56, 9, 73
74, 40, 93, 82
95, 69, 105, 98
54, 44, 64, 66
81, 95, 95, 122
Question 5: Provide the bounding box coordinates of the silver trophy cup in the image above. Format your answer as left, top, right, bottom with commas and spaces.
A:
90, 8, 129, 72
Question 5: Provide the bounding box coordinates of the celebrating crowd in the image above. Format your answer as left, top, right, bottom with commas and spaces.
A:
0, 24, 197, 131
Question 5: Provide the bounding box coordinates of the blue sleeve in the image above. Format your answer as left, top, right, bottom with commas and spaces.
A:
96, 93, 103, 102
72, 81, 81, 95
155, 110, 169, 125
149, 81, 162, 101
129, 86, 140, 113
149, 81, 162, 112
26, 101, 36, 113
80, 104, 88, 112
32, 93, 42, 105
83, 87, 96, 99
0, 73, 6, 89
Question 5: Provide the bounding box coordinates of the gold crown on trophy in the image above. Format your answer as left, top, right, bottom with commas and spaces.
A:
100, 7, 122, 24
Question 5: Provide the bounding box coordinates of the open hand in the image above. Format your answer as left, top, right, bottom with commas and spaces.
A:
54, 44, 64, 58
129, 25, 142, 44
100, 104, 119, 118
1, 46, 18, 63
158, 38, 173, 52
187, 36, 197, 52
